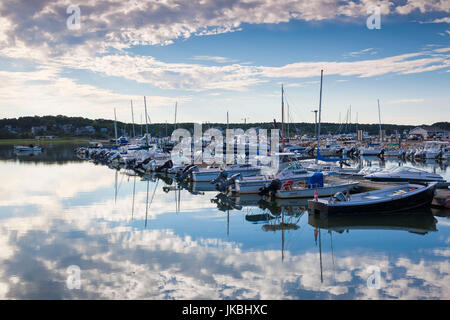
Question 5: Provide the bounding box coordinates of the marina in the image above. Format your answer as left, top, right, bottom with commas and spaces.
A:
0, 142, 448, 299
0, 0, 449, 304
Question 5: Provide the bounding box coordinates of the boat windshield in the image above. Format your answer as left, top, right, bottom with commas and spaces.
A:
388, 166, 427, 174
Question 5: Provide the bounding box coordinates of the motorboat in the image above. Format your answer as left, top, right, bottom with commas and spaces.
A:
382, 148, 404, 157
191, 163, 261, 182
274, 173, 359, 199
14, 145, 42, 152
303, 161, 361, 176
308, 182, 438, 215
218, 163, 314, 194
359, 147, 382, 156
364, 166, 445, 183
414, 142, 446, 160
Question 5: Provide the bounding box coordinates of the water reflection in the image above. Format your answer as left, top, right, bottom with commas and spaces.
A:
309, 211, 438, 235
0, 143, 83, 164
0, 144, 448, 299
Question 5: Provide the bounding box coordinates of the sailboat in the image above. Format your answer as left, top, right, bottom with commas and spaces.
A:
359, 100, 383, 156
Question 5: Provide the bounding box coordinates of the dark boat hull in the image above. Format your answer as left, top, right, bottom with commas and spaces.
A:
308, 184, 437, 215
366, 177, 444, 184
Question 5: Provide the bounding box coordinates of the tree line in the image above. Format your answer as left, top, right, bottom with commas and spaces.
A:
0, 115, 447, 139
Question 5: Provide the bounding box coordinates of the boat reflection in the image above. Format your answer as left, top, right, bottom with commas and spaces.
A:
0, 143, 83, 164
308, 210, 438, 235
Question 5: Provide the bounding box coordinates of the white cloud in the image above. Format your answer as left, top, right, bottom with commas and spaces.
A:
396, 0, 450, 15
387, 98, 425, 104
191, 56, 239, 64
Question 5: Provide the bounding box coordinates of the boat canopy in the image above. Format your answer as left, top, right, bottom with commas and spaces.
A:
317, 149, 349, 162
307, 172, 324, 188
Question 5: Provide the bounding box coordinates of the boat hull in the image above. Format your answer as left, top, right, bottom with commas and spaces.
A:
308, 183, 437, 215
234, 177, 310, 194
192, 168, 260, 182
366, 177, 444, 184
275, 182, 359, 199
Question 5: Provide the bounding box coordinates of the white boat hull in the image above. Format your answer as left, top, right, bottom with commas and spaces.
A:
192, 167, 261, 182
275, 182, 359, 199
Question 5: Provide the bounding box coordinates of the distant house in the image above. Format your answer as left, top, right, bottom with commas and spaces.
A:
31, 126, 47, 135
60, 124, 74, 133
3, 125, 17, 134
75, 126, 96, 135
409, 127, 450, 139
427, 127, 450, 139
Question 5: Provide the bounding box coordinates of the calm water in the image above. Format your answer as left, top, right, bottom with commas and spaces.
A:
0, 144, 449, 299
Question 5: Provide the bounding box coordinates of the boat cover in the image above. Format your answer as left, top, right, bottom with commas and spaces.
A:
307, 172, 324, 188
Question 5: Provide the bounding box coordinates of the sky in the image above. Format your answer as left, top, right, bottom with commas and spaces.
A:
0, 0, 449, 125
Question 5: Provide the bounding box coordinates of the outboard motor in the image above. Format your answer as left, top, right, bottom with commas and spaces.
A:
155, 160, 174, 172
135, 156, 152, 170
333, 192, 347, 202
177, 164, 194, 178
258, 179, 282, 197
216, 173, 241, 192
177, 165, 198, 181
211, 171, 229, 185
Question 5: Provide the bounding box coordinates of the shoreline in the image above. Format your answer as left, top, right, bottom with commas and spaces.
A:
0, 138, 93, 145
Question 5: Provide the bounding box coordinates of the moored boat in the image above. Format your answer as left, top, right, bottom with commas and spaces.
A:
192, 163, 261, 182
308, 182, 438, 215
14, 145, 42, 152
274, 173, 359, 199
219, 163, 314, 194
364, 166, 445, 183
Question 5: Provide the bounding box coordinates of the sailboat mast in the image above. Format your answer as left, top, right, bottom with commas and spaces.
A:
281, 84, 285, 150
174, 102, 177, 131
316, 70, 323, 164
114, 108, 118, 146
144, 96, 149, 145
131, 100, 136, 139
377, 99, 382, 142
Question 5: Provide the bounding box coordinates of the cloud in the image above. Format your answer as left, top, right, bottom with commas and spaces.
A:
191, 56, 239, 64
346, 48, 378, 57
0, 65, 190, 119
387, 98, 425, 104
0, 0, 447, 57
395, 0, 450, 15
420, 17, 450, 23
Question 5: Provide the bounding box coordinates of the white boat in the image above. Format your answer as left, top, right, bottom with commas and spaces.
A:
439, 147, 450, 160
308, 183, 437, 215
303, 161, 361, 176
359, 147, 382, 156
14, 145, 42, 152
364, 166, 445, 183
225, 163, 314, 194
383, 148, 404, 157
316, 141, 344, 157
275, 173, 359, 199
414, 142, 446, 159
192, 163, 261, 182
